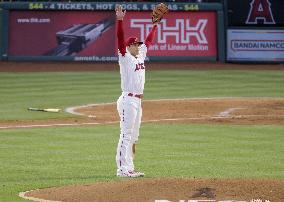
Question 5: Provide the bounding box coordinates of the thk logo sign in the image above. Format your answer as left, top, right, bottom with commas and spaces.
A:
131, 19, 208, 44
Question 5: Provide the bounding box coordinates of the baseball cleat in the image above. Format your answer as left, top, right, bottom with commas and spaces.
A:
116, 171, 144, 178
131, 170, 145, 177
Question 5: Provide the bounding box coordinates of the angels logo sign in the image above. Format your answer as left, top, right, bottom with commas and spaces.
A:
246, 0, 275, 24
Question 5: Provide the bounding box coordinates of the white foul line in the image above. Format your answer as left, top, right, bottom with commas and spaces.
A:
0, 121, 118, 129
2, 114, 284, 130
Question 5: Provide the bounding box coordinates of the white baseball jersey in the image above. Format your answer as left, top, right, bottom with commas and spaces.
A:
118, 44, 147, 95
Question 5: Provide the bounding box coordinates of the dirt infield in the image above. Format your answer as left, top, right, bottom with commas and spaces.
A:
1, 98, 283, 129
21, 178, 284, 202
75, 98, 284, 125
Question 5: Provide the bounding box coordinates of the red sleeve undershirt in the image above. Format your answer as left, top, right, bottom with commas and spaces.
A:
117, 20, 157, 56
117, 20, 126, 56
144, 25, 157, 48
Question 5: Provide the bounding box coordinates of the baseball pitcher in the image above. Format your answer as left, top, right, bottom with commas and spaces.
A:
115, 4, 168, 177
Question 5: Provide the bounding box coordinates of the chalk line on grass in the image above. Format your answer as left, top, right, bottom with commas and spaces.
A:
19, 190, 61, 202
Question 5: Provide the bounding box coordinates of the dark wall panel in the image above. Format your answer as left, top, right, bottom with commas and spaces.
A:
228, 0, 284, 27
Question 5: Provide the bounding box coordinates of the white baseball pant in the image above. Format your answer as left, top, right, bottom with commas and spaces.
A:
116, 92, 142, 173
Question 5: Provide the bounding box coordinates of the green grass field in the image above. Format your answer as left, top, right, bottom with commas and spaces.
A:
0, 70, 284, 201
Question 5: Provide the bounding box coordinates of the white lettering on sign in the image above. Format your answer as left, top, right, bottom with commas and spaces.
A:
131, 19, 208, 45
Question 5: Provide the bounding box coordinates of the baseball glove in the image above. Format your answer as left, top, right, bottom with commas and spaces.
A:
152, 3, 169, 23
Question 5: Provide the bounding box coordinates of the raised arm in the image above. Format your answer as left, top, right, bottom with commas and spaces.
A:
144, 24, 157, 48
116, 5, 126, 56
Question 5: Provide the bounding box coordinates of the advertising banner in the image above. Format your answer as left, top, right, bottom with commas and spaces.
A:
0, 8, 2, 59
227, 29, 284, 61
8, 10, 217, 61
122, 11, 217, 57
8, 11, 116, 58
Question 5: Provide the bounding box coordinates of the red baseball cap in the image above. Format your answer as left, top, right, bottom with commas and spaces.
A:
126, 37, 143, 46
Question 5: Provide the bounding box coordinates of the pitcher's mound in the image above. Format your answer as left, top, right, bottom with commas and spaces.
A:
22, 178, 284, 202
